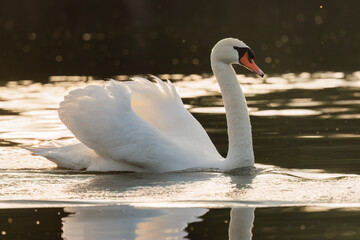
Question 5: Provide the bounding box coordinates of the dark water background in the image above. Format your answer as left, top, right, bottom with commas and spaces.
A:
0, 0, 360, 80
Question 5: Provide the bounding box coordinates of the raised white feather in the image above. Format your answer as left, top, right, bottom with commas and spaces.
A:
29, 38, 259, 172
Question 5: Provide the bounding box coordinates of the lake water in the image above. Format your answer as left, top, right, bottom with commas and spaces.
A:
0, 72, 359, 239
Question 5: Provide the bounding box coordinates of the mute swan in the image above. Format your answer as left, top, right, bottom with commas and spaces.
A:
28, 38, 264, 172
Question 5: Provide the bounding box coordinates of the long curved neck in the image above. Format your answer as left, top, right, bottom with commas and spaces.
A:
211, 57, 254, 168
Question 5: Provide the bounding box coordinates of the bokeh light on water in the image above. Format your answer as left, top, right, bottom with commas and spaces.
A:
1, 1, 360, 80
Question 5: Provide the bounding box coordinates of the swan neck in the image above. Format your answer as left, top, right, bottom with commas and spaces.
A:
211, 58, 254, 168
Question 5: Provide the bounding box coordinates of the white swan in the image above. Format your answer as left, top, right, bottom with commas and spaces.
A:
28, 38, 264, 172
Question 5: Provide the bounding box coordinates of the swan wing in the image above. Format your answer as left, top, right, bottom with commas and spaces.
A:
123, 77, 218, 152
58, 79, 221, 171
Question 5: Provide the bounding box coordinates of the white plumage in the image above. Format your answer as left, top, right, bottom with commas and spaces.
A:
28, 38, 264, 172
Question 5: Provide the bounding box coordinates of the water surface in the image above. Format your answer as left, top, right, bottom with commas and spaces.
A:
0, 72, 359, 239
1, 206, 359, 240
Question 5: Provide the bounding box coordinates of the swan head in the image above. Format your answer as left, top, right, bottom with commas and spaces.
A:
211, 38, 264, 77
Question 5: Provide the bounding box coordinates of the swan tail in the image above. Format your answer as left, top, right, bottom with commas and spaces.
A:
25, 146, 55, 157
26, 143, 96, 170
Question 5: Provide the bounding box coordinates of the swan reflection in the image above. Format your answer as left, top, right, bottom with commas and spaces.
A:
62, 206, 255, 240
229, 208, 254, 240
1, 205, 360, 239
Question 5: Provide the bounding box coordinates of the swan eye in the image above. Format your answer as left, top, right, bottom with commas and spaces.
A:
247, 48, 255, 59
233, 46, 247, 58
233, 46, 255, 63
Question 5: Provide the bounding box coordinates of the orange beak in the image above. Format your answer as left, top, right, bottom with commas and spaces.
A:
239, 52, 264, 77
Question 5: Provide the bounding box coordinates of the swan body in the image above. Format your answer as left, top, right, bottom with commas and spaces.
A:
28, 38, 264, 172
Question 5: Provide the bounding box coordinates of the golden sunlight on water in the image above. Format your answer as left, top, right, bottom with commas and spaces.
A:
251, 109, 321, 117
0, 72, 359, 206
0, 167, 359, 205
